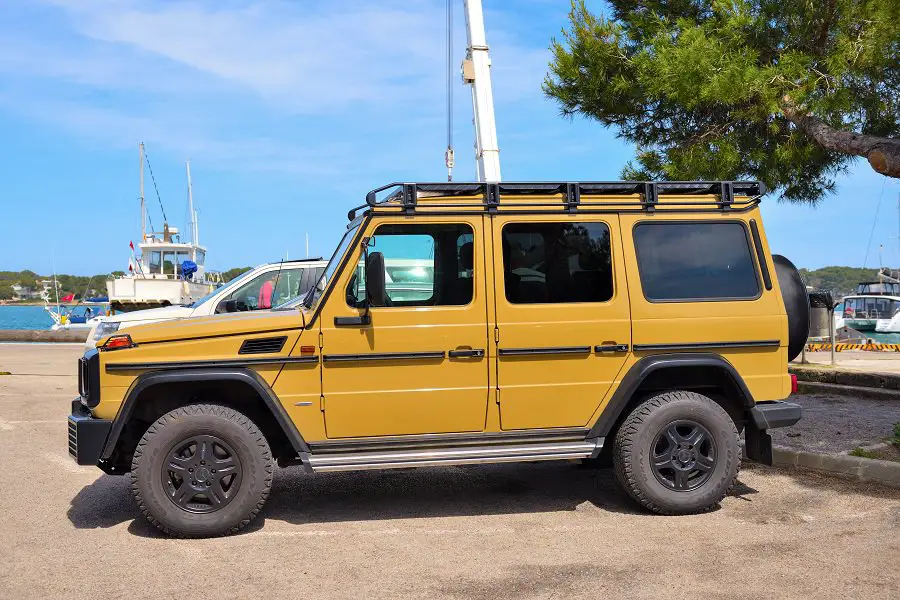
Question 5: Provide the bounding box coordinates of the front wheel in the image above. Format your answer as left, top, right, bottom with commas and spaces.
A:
613, 391, 739, 515
131, 404, 274, 537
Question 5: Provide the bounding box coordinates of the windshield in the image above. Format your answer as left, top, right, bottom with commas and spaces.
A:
275, 222, 361, 311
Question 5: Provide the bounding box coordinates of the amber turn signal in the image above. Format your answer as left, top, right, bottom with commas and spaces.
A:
102, 334, 135, 351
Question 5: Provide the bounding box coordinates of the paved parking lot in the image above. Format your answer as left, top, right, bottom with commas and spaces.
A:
1, 343, 899, 599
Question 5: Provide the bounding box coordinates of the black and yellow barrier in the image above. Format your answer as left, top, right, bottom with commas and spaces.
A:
805, 342, 900, 352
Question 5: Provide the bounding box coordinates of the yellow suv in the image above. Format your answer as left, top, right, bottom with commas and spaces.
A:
68, 181, 807, 537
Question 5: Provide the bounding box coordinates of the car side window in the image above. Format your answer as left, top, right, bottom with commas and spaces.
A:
346, 223, 474, 308
501, 222, 613, 304
224, 270, 295, 311
633, 222, 760, 301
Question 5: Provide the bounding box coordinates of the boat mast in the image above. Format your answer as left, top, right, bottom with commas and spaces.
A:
186, 159, 198, 246
462, 0, 501, 182
139, 142, 146, 242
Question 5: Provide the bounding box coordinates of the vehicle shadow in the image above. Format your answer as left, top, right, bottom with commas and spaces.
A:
67, 461, 654, 537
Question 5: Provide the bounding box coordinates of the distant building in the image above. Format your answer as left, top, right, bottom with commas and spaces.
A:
11, 284, 41, 301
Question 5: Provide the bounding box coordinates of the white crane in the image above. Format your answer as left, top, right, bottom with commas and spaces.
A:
449, 0, 501, 183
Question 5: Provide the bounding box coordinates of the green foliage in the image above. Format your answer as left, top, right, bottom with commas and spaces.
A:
0, 285, 13, 300
222, 267, 253, 283
798, 265, 877, 297
0, 270, 110, 300
545, 0, 900, 203
849, 447, 879, 459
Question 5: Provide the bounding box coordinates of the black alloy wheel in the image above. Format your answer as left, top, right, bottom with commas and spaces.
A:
163, 434, 243, 513
650, 420, 716, 492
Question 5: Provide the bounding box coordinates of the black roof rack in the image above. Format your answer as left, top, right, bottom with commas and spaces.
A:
348, 180, 766, 221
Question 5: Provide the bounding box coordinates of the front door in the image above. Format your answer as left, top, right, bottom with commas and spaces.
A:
319, 216, 491, 438
491, 215, 631, 430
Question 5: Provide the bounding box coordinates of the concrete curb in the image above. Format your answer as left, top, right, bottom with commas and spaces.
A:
771, 445, 900, 488
797, 380, 900, 400
790, 364, 900, 391
0, 329, 89, 343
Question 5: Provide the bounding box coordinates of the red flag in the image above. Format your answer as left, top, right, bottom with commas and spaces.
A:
60, 294, 75, 302
129, 240, 135, 251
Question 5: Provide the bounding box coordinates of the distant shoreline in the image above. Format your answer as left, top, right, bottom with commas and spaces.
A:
0, 302, 46, 306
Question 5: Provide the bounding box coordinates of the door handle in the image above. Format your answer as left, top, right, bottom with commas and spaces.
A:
448, 348, 485, 358
594, 344, 629, 353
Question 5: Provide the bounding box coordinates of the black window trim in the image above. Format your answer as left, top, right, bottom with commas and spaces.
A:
631, 219, 762, 304
498, 217, 617, 307
344, 220, 478, 311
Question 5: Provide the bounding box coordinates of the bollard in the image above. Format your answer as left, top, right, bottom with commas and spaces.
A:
829, 306, 836, 366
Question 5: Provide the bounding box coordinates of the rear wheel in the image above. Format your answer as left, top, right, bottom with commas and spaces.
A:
613, 391, 739, 515
131, 404, 273, 537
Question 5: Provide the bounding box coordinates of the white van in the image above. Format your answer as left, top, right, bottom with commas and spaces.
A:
86, 259, 326, 348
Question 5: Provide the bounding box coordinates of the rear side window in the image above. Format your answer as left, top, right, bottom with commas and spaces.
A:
633, 222, 760, 301
501, 222, 613, 304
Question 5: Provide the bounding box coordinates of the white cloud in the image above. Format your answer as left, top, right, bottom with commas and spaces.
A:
0, 0, 558, 179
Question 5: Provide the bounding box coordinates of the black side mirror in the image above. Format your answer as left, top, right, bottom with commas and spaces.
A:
215, 299, 228, 314
366, 251, 388, 308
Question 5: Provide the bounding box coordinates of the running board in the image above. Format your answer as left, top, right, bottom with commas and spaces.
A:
306, 439, 603, 473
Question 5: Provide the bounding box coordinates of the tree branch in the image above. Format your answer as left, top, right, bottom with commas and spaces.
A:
781, 98, 900, 178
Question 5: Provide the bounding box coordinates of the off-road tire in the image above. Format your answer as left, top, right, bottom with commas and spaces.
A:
613, 391, 739, 515
131, 404, 274, 537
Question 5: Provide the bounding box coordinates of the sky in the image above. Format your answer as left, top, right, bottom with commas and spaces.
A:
0, 0, 897, 276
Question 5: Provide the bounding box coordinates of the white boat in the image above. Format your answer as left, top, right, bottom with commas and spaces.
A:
107, 145, 220, 312
841, 281, 900, 332
45, 303, 108, 331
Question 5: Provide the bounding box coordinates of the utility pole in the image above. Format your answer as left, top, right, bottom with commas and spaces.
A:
462, 0, 501, 182
139, 142, 146, 241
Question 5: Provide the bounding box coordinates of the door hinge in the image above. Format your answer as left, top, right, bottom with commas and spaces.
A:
318, 331, 324, 348
494, 327, 500, 344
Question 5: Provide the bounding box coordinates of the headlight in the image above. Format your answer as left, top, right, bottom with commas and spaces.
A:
93, 321, 121, 341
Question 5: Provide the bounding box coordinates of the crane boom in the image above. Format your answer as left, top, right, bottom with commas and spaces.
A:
462, 0, 501, 182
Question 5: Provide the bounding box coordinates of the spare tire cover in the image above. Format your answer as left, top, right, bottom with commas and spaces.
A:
773, 254, 810, 362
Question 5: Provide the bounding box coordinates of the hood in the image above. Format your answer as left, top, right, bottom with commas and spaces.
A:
111, 309, 306, 345
108, 304, 195, 323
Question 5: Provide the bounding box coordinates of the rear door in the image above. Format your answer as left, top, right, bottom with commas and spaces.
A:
491, 215, 631, 430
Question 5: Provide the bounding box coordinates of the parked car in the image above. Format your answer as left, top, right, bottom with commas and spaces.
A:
85, 259, 327, 348
69, 180, 807, 537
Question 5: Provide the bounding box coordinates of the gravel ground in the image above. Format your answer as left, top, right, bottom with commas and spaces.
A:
770, 393, 900, 453
2, 344, 900, 600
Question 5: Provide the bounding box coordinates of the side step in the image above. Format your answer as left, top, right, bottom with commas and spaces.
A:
307, 439, 603, 473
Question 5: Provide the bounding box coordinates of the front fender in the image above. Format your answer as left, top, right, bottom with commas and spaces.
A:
99, 367, 309, 463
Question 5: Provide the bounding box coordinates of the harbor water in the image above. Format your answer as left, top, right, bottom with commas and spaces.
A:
0, 306, 54, 330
